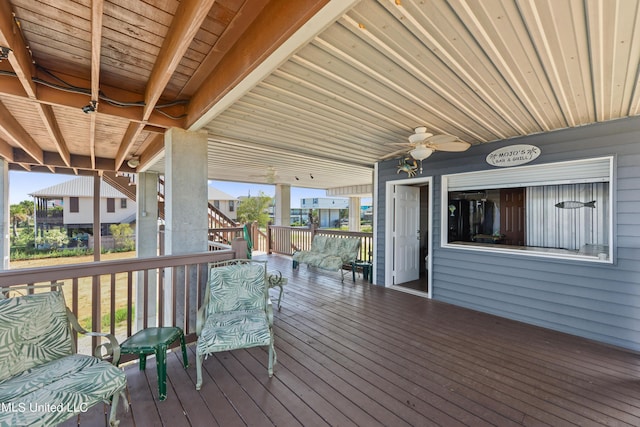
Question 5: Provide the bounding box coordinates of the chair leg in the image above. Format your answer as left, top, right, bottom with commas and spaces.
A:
268, 340, 276, 377
108, 391, 120, 426
196, 353, 204, 390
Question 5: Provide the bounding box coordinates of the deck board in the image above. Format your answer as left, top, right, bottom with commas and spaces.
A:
70, 254, 640, 426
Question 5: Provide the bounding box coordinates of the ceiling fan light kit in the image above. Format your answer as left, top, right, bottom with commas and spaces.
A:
409, 144, 433, 161
393, 126, 471, 175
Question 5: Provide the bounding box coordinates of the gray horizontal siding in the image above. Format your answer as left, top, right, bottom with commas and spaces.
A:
376, 117, 640, 351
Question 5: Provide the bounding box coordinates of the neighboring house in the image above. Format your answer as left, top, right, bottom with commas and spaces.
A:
30, 176, 137, 238
301, 197, 349, 228
208, 186, 238, 221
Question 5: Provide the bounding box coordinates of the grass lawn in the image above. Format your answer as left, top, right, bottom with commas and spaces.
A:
10, 251, 137, 334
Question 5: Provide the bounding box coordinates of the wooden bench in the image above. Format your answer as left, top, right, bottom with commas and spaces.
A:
0, 285, 127, 426
292, 235, 361, 282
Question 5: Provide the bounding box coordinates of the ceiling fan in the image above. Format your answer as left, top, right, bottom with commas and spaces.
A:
386, 127, 471, 172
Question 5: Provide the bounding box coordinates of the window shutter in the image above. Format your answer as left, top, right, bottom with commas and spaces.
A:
446, 157, 612, 191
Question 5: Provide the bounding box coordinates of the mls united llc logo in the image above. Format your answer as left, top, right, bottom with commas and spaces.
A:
1, 402, 89, 413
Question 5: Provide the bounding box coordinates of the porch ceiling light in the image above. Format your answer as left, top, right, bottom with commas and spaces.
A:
410, 144, 433, 161
127, 157, 140, 168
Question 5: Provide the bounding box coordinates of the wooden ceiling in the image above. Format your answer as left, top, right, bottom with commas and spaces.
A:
1, 0, 639, 191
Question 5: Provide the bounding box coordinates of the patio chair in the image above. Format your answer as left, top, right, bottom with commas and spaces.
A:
195, 259, 276, 390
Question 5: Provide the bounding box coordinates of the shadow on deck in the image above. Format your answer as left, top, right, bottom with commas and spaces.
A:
62, 254, 640, 426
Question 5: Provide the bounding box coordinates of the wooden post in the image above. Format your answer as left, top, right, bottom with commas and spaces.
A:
267, 223, 272, 254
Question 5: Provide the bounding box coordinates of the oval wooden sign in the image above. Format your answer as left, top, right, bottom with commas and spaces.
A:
486, 144, 541, 167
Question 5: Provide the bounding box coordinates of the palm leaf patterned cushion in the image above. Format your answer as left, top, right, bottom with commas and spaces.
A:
0, 291, 127, 427
197, 263, 271, 356
0, 291, 73, 382
0, 354, 126, 427
207, 263, 267, 314
292, 237, 361, 271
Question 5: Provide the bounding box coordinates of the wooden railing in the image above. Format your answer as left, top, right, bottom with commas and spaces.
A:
208, 227, 244, 245
267, 226, 373, 260
0, 251, 236, 353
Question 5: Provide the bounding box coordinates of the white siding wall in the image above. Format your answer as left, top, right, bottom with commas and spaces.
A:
63, 196, 137, 225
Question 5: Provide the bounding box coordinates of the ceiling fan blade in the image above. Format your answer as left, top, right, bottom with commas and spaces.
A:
426, 134, 458, 144
381, 148, 409, 160
431, 140, 471, 152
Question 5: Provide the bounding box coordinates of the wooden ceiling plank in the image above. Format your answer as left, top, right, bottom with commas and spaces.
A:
0, 0, 37, 98
0, 99, 43, 163
143, 0, 216, 120
38, 104, 71, 166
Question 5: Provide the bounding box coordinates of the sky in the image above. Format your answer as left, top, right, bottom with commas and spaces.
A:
8, 171, 328, 208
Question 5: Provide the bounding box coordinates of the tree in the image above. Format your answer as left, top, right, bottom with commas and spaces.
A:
237, 192, 272, 227
110, 223, 135, 251
9, 200, 34, 238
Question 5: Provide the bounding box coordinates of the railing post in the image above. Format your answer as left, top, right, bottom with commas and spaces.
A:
267, 223, 272, 254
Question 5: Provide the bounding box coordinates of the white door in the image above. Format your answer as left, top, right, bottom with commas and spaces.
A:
394, 185, 420, 284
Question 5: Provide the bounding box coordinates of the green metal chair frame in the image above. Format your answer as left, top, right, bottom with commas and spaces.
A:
195, 259, 276, 390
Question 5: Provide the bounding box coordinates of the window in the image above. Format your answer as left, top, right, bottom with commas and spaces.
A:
229, 200, 235, 212
69, 197, 79, 213
107, 198, 115, 213
442, 157, 613, 262
213, 200, 220, 209
121, 198, 127, 209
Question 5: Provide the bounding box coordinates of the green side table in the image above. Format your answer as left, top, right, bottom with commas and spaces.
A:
352, 260, 373, 283
120, 326, 188, 400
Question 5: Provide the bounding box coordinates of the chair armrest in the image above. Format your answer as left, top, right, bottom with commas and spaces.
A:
266, 299, 274, 325
66, 308, 121, 365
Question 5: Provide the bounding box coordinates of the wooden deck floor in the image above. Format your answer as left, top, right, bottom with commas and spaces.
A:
64, 254, 640, 427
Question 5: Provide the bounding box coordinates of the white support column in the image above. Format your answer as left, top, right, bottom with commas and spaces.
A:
349, 197, 361, 232
274, 184, 291, 226
0, 161, 9, 270
163, 128, 208, 330
135, 171, 159, 330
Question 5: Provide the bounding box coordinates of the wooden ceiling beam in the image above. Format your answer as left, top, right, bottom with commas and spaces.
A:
0, 0, 36, 98
178, 0, 271, 98
0, 70, 184, 129
143, 0, 216, 120
1, 0, 72, 167
139, 134, 164, 170
38, 104, 71, 166
114, 122, 144, 170
89, 0, 105, 170
186, 0, 330, 129
11, 148, 136, 172
0, 99, 43, 163
0, 137, 13, 161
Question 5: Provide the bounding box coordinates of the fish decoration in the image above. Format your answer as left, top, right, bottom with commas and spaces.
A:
555, 200, 596, 209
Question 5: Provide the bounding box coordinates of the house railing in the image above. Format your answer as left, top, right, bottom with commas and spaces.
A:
0, 250, 237, 354
267, 226, 373, 260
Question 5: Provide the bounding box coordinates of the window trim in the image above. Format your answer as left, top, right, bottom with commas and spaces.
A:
440, 156, 615, 263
